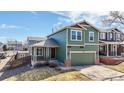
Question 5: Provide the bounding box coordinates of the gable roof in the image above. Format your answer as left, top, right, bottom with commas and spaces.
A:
32, 38, 59, 47
101, 28, 123, 33
47, 20, 101, 37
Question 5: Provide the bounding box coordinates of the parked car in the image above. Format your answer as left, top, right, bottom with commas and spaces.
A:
0, 52, 6, 59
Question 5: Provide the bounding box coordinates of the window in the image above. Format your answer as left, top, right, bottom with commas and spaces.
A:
72, 31, 76, 40
71, 30, 82, 41
89, 32, 94, 42
77, 31, 81, 40
100, 33, 105, 39
37, 48, 43, 56
116, 33, 120, 40
110, 33, 112, 39
32, 47, 34, 55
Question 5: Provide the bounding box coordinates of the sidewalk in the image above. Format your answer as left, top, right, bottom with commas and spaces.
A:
0, 57, 11, 71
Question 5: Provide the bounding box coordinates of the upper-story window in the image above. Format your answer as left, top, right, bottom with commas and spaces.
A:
116, 33, 120, 40
89, 31, 94, 42
110, 33, 113, 39
100, 33, 105, 39
71, 30, 82, 41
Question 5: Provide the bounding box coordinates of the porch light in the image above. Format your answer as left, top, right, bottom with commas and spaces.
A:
80, 46, 84, 48
67, 46, 71, 48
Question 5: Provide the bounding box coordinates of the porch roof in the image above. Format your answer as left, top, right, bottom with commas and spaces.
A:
100, 40, 124, 45
32, 39, 59, 47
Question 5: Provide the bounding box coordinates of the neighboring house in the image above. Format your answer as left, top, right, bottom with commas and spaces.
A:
0, 42, 3, 51
31, 20, 100, 66
27, 36, 46, 55
99, 28, 124, 56
16, 51, 30, 59
7, 40, 23, 51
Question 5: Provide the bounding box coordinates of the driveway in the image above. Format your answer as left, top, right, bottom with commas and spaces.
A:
80, 65, 124, 80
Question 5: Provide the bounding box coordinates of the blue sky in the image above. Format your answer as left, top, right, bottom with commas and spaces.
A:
0, 11, 123, 43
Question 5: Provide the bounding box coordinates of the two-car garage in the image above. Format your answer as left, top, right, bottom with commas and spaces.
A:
70, 51, 96, 66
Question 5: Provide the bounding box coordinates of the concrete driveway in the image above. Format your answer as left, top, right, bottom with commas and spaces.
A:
80, 65, 124, 80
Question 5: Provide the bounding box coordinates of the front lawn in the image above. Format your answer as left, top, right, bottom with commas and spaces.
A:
4, 67, 91, 81
105, 62, 124, 73
44, 71, 91, 81
4, 67, 61, 81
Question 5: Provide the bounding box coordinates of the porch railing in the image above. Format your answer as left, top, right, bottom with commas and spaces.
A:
32, 55, 51, 61
100, 51, 121, 56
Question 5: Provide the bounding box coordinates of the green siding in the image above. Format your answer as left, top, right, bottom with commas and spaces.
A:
48, 30, 67, 62
68, 26, 99, 44
68, 29, 85, 45
85, 27, 99, 43
71, 53, 95, 65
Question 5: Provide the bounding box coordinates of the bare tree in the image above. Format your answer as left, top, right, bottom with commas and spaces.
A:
103, 11, 124, 26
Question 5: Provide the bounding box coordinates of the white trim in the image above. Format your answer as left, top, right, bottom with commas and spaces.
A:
67, 27, 83, 30
84, 30, 85, 45
89, 31, 94, 42
70, 29, 82, 41
116, 45, 117, 56
67, 44, 85, 47
85, 43, 99, 45
66, 29, 68, 60
98, 31, 99, 60
69, 51, 96, 64
106, 44, 109, 56
70, 51, 96, 53
77, 24, 87, 30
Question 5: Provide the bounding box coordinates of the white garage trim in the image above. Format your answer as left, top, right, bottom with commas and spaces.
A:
85, 43, 99, 45
69, 51, 96, 64
70, 51, 96, 53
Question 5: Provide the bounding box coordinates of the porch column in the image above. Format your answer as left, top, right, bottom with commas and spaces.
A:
107, 44, 109, 56
34, 47, 37, 61
46, 47, 50, 59
116, 45, 117, 56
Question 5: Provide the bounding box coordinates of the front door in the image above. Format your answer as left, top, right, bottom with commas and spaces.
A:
112, 45, 117, 56
51, 48, 55, 59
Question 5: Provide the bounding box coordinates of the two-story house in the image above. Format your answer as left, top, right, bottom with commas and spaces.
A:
7, 40, 23, 51
99, 28, 124, 56
31, 20, 100, 66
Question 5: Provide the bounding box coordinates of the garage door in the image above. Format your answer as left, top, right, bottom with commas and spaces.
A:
70, 52, 96, 66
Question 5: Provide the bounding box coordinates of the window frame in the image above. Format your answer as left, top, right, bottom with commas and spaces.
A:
70, 30, 82, 41
116, 33, 120, 40
89, 31, 94, 42
100, 33, 105, 39
37, 48, 43, 56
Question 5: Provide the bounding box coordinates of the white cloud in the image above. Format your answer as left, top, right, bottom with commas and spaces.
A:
0, 24, 30, 30
30, 11, 38, 15
0, 24, 19, 29
51, 11, 109, 29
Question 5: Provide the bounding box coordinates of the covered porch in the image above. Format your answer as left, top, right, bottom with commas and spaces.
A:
99, 41, 124, 57
31, 39, 59, 66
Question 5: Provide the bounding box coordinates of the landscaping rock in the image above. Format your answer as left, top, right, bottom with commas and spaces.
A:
100, 57, 122, 65
55, 66, 77, 73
